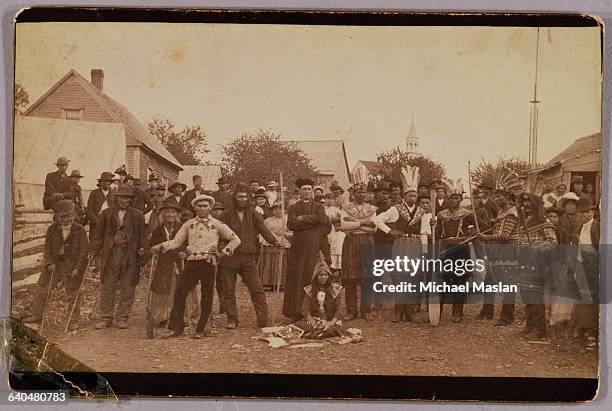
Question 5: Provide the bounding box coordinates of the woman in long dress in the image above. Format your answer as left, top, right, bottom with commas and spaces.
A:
258, 201, 292, 290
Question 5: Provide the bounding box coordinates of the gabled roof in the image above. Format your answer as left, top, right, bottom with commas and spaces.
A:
355, 160, 384, 173
291, 140, 351, 178
544, 133, 601, 168
24, 69, 182, 170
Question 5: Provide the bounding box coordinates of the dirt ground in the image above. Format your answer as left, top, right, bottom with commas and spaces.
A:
14, 275, 599, 378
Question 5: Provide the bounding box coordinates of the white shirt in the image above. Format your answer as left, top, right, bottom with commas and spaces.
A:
164, 216, 241, 261
266, 190, 278, 207
372, 204, 429, 245
578, 218, 596, 261
99, 189, 110, 214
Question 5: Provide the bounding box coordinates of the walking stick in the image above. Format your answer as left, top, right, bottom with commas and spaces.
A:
39, 266, 56, 337
64, 257, 94, 333
146, 254, 157, 339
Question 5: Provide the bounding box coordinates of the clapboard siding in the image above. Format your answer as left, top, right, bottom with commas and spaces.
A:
141, 146, 179, 185
27, 75, 114, 123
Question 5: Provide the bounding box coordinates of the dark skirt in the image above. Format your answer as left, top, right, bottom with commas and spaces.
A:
341, 233, 374, 280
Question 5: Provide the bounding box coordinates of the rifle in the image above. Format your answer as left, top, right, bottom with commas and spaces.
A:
146, 254, 157, 339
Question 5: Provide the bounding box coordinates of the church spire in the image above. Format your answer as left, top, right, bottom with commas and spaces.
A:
406, 115, 420, 155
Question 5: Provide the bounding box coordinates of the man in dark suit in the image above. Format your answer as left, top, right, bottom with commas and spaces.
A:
132, 178, 153, 214
43, 156, 73, 210
90, 186, 147, 329
213, 176, 233, 210
22, 200, 89, 330
86, 172, 113, 241
180, 175, 208, 214
165, 181, 187, 209
575, 197, 599, 351
477, 186, 498, 225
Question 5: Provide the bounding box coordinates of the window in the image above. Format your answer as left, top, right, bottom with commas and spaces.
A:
61, 108, 83, 121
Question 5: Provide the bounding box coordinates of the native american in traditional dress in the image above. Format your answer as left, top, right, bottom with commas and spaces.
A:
434, 177, 476, 323
514, 193, 558, 339
339, 182, 377, 321
373, 166, 429, 322
476, 170, 522, 325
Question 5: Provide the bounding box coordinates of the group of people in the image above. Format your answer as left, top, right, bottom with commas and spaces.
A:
23, 156, 599, 350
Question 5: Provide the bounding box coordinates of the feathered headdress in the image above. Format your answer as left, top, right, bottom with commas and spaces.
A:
400, 166, 420, 193
495, 168, 524, 198
441, 177, 464, 198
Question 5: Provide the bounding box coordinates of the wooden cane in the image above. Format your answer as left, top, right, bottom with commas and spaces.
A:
39, 266, 56, 337
145, 254, 157, 339
64, 257, 94, 333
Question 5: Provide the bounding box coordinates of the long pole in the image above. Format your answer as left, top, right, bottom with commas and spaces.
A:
64, 257, 93, 332
467, 161, 481, 234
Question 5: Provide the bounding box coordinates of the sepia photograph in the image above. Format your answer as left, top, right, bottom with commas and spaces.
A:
8, 9, 603, 401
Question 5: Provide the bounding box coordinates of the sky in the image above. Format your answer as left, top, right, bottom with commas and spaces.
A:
15, 22, 602, 178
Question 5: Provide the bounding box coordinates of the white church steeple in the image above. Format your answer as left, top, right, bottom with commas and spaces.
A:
406, 115, 420, 155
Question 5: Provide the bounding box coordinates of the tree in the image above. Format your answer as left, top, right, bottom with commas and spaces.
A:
375, 147, 446, 185
14, 82, 29, 115
469, 157, 533, 189
146, 115, 209, 165
220, 129, 317, 187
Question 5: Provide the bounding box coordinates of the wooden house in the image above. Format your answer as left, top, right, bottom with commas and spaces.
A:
23, 68, 182, 185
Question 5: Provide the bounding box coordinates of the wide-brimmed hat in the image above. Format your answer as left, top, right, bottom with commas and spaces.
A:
254, 187, 267, 199
111, 173, 122, 181
313, 185, 324, 192
114, 166, 127, 176
70, 170, 84, 179
295, 178, 315, 188
577, 197, 596, 212
111, 185, 134, 198
148, 173, 158, 182
55, 156, 70, 166
54, 199, 75, 216
159, 198, 181, 212
558, 192, 580, 208
168, 181, 187, 192
97, 171, 114, 182
191, 194, 215, 208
